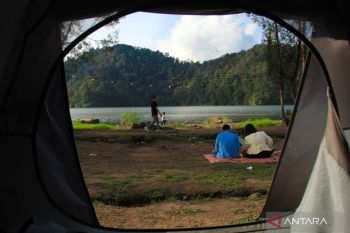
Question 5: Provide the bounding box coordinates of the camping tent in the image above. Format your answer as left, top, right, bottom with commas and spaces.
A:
0, 0, 348, 232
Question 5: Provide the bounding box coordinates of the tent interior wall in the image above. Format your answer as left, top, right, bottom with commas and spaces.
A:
0, 0, 348, 232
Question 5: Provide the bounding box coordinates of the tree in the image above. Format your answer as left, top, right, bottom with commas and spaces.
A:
61, 15, 119, 58
251, 15, 302, 125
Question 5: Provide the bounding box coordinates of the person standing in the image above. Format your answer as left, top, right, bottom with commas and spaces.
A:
144, 95, 162, 132
213, 124, 240, 159
161, 112, 167, 126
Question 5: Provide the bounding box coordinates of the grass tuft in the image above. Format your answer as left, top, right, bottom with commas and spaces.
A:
73, 122, 117, 130
238, 118, 282, 128
163, 172, 190, 182
119, 111, 141, 126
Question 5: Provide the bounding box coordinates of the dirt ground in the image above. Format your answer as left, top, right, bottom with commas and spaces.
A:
94, 198, 265, 229
75, 126, 287, 229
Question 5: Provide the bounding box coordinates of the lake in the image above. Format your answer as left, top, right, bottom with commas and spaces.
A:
70, 105, 294, 124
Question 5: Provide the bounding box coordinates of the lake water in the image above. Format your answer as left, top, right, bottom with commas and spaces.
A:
70, 105, 294, 124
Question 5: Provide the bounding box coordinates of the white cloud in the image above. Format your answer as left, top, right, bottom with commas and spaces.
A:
157, 14, 261, 62
244, 23, 258, 36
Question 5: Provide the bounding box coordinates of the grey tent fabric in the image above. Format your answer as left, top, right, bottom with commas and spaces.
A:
263, 27, 350, 215
291, 91, 350, 232
262, 51, 329, 214
52, 0, 349, 40
310, 36, 350, 129
0, 0, 349, 232
20, 217, 291, 233
0, 0, 98, 230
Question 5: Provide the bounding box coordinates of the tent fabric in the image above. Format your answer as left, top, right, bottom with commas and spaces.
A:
20, 217, 292, 233
0, 0, 349, 232
51, 0, 349, 39
0, 0, 98, 230
291, 92, 350, 232
310, 35, 350, 129
262, 51, 329, 214
263, 27, 350, 215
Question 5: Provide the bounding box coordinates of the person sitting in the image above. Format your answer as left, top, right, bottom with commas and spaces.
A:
242, 124, 274, 158
213, 124, 240, 159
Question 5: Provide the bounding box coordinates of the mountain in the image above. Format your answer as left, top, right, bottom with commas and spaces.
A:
65, 44, 292, 107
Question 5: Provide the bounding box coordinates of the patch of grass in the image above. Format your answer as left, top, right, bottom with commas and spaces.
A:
179, 208, 205, 215
119, 111, 141, 126
239, 118, 282, 128
170, 122, 187, 130
144, 187, 170, 200
73, 122, 117, 130
163, 172, 190, 182
231, 213, 260, 225
195, 171, 242, 187
195, 164, 276, 189
92, 200, 106, 207
100, 178, 135, 195
129, 171, 154, 180
91, 163, 275, 206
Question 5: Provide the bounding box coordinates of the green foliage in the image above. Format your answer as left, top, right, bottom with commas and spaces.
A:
195, 163, 276, 189
129, 171, 154, 180
144, 188, 170, 200
163, 172, 190, 182
238, 118, 282, 128
72, 122, 117, 130
118, 111, 141, 126
65, 44, 296, 107
101, 178, 135, 196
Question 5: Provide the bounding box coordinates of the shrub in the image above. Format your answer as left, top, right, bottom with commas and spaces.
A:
119, 111, 141, 126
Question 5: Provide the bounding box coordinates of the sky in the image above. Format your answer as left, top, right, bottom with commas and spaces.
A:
87, 12, 262, 62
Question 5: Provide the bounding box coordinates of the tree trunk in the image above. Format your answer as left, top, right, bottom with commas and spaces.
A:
274, 23, 287, 126
289, 38, 301, 103
279, 81, 287, 126
300, 21, 307, 72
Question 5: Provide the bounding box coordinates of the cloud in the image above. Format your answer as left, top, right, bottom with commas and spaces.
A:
156, 14, 261, 62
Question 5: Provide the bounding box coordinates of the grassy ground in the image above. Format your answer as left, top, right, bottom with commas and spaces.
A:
73, 122, 117, 130
72, 117, 282, 131
75, 123, 287, 229
88, 162, 275, 206
238, 118, 282, 128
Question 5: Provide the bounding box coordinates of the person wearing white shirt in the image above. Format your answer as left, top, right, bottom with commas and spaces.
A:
161, 112, 167, 125
242, 124, 274, 158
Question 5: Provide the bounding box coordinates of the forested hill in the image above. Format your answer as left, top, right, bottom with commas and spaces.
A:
65, 44, 293, 107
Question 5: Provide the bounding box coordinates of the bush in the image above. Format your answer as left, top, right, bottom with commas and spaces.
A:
119, 111, 141, 126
